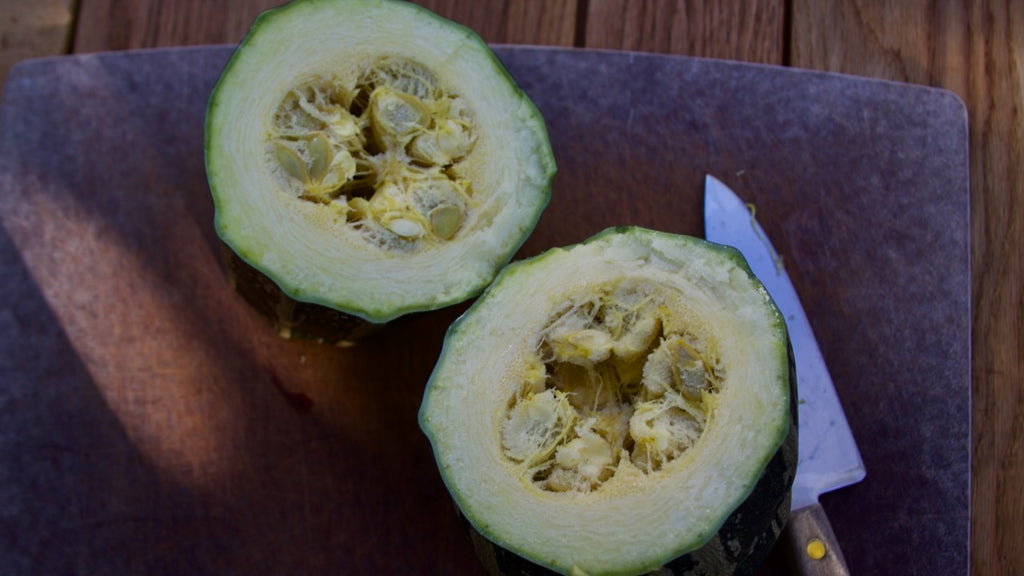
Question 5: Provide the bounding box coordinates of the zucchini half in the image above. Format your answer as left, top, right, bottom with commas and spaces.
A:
419, 227, 797, 576
205, 0, 555, 341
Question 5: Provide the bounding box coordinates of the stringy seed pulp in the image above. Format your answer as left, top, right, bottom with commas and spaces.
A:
501, 282, 724, 494
269, 56, 475, 248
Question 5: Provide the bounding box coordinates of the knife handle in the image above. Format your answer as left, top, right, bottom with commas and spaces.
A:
781, 502, 851, 576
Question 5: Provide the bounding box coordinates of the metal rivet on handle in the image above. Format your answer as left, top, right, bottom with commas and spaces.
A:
805, 538, 827, 560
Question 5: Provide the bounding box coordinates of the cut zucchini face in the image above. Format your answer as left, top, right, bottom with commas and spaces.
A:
419, 227, 796, 576
205, 0, 555, 328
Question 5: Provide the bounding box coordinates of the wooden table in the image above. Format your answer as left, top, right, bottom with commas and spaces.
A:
0, 1, 1019, 574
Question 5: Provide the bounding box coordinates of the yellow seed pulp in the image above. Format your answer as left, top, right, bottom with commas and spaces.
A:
500, 282, 723, 494
268, 56, 475, 247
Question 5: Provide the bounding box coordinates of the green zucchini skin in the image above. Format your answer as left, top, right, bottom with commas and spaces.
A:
420, 227, 797, 576
222, 246, 380, 345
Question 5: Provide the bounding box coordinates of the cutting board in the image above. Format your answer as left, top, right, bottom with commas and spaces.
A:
0, 46, 969, 575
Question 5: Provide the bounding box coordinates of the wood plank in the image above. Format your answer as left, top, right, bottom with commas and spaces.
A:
413, 0, 577, 46
582, 0, 785, 64
965, 4, 1024, 573
72, 0, 578, 52
0, 0, 75, 92
789, 1, 1023, 575
72, 0, 282, 51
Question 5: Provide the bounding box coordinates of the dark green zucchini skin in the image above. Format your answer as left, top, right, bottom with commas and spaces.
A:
459, 348, 798, 576
222, 245, 381, 346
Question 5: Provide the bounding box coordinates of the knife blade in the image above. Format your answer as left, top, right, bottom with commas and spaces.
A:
704, 175, 866, 575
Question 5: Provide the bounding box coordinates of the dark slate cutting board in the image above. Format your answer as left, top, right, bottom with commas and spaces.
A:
0, 46, 969, 575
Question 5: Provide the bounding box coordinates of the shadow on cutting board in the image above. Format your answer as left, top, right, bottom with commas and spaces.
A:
0, 50, 485, 575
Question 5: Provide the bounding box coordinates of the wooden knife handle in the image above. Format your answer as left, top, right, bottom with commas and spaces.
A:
781, 502, 852, 576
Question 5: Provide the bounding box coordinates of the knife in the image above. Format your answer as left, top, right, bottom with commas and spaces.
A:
704, 175, 866, 575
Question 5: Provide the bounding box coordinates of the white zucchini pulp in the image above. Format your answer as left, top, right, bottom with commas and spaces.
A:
205, 0, 554, 323
419, 228, 792, 576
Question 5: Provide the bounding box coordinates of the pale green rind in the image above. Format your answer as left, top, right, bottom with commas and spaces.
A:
205, 0, 555, 323
419, 227, 791, 576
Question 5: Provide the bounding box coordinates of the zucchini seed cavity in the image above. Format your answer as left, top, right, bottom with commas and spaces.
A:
501, 281, 724, 494
269, 56, 476, 249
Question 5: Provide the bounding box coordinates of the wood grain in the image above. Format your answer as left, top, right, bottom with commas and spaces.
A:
71, 0, 578, 52
582, 0, 785, 64
790, 1, 1023, 574
966, 3, 1024, 573
0, 0, 75, 91
72, 0, 281, 51
413, 0, 578, 46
